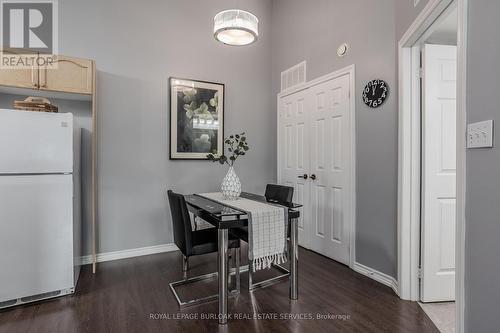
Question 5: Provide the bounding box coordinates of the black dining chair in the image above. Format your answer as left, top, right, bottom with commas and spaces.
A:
265, 183, 294, 206
167, 190, 241, 308
230, 184, 294, 292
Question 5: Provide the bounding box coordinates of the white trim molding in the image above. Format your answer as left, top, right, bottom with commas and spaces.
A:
455, 0, 468, 332
353, 262, 399, 296
397, 0, 467, 332
80, 243, 179, 265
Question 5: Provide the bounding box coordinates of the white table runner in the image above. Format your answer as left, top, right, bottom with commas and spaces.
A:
198, 192, 288, 271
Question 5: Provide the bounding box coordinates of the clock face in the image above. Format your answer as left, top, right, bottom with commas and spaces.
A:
362, 79, 389, 108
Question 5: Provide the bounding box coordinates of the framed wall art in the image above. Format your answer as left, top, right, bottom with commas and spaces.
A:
169, 77, 224, 160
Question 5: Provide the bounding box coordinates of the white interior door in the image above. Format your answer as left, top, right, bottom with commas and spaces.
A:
309, 74, 351, 265
421, 44, 457, 302
278, 89, 311, 247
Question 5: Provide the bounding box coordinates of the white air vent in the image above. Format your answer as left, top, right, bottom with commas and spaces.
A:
281, 61, 306, 92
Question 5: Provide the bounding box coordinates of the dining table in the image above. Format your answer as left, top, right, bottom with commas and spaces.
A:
184, 192, 302, 325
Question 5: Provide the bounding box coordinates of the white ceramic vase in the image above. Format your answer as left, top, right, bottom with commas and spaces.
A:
221, 166, 241, 200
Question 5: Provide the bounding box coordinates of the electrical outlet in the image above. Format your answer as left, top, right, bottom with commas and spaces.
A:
467, 120, 494, 148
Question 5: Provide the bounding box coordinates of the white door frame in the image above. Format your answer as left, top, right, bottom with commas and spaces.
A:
277, 64, 356, 268
397, 0, 467, 332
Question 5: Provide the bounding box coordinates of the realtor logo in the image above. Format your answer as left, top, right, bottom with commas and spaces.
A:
1, 0, 58, 68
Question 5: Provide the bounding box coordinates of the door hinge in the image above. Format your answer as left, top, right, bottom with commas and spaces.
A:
417, 68, 424, 79
417, 267, 423, 279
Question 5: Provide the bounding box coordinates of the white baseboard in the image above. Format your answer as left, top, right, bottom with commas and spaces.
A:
352, 262, 399, 296
80, 243, 179, 265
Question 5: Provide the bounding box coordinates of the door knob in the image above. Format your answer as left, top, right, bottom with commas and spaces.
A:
310, 174, 317, 180
298, 174, 308, 179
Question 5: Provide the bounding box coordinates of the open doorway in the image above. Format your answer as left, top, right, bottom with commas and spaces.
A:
417, 5, 458, 333
398, 0, 467, 333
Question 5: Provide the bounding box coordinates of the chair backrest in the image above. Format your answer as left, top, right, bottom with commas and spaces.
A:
167, 190, 193, 256
265, 184, 294, 206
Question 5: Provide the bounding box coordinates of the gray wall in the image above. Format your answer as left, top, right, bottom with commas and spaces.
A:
395, 0, 430, 40
271, 0, 398, 277
57, 0, 274, 255
465, 1, 500, 331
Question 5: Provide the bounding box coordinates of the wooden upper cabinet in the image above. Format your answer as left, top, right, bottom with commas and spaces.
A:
40, 55, 93, 94
0, 50, 39, 89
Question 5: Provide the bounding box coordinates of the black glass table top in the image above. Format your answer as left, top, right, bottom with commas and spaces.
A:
185, 192, 302, 219
184, 194, 246, 219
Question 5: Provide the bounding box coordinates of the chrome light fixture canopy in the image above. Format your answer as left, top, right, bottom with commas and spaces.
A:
214, 9, 259, 46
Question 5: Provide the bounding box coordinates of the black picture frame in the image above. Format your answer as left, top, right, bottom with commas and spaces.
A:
169, 77, 225, 160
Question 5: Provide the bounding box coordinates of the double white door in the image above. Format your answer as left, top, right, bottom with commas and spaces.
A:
278, 73, 352, 265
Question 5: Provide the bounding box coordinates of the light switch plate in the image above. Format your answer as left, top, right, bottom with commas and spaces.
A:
467, 120, 494, 148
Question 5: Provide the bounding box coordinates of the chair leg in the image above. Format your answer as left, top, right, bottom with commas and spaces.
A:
170, 270, 240, 309
247, 242, 290, 292
182, 255, 189, 272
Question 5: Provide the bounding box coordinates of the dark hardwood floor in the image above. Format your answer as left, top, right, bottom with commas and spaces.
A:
0, 247, 438, 333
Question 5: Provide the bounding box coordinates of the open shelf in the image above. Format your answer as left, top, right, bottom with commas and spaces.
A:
0, 85, 91, 102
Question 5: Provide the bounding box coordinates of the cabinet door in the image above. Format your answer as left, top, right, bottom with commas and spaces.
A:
40, 55, 93, 94
0, 50, 38, 89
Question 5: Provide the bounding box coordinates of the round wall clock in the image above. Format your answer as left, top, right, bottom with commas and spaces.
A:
362, 79, 389, 108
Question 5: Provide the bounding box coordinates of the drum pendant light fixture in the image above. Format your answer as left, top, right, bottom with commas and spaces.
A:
213, 9, 259, 46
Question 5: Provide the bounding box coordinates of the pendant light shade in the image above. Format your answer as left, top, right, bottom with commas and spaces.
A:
214, 9, 258, 46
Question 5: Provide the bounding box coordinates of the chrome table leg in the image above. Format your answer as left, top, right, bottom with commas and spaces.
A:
218, 229, 229, 324
228, 248, 233, 286
290, 218, 298, 300
235, 247, 240, 293
248, 260, 253, 291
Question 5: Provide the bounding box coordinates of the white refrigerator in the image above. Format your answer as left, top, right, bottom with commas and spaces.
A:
0, 108, 81, 308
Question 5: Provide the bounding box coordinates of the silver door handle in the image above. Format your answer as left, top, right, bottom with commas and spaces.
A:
310, 174, 317, 180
